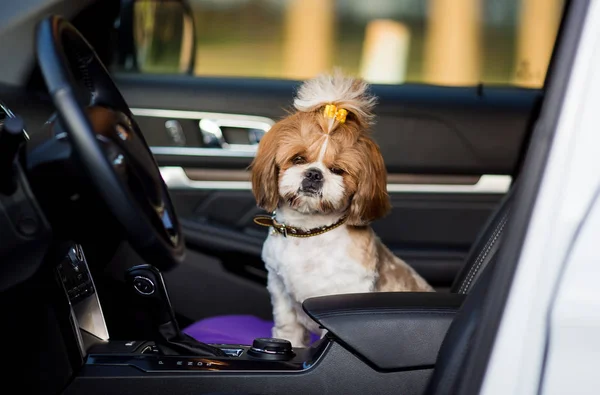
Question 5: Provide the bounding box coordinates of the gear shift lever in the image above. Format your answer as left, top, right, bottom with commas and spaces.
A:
125, 264, 226, 357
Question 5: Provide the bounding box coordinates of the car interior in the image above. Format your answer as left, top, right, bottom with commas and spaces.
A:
0, 0, 580, 394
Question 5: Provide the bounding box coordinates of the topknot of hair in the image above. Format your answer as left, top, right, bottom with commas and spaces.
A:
293, 69, 377, 125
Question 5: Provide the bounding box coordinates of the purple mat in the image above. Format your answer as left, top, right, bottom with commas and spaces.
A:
183, 315, 320, 346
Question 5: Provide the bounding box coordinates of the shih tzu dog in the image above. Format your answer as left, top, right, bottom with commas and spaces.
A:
251, 71, 433, 347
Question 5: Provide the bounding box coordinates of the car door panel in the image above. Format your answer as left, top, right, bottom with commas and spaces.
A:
168, 184, 504, 286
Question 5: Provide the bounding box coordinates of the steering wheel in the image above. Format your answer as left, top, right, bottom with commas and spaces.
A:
34, 16, 184, 270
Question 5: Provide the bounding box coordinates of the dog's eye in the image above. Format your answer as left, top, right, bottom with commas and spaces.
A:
330, 167, 345, 175
292, 156, 306, 165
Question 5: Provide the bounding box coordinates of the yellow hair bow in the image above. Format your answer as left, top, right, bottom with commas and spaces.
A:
323, 104, 348, 124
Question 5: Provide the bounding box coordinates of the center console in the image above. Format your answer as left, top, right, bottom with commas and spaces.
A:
57, 244, 109, 349
56, 246, 330, 373
85, 340, 328, 373
56, 244, 458, 395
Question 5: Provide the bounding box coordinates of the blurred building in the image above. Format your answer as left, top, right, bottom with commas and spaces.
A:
145, 0, 566, 87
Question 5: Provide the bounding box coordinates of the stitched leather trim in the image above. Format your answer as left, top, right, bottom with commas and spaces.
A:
458, 209, 510, 294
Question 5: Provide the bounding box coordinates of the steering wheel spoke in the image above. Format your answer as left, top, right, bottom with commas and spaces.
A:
35, 16, 185, 270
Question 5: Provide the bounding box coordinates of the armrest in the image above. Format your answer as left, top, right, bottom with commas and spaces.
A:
303, 292, 465, 371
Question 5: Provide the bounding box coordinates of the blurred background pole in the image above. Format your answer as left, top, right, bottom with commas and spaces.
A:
513, 0, 563, 87
179, 11, 194, 73
282, 0, 334, 80
359, 20, 410, 84
423, 0, 481, 86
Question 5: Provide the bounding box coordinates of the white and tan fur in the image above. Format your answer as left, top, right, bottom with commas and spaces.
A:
251, 71, 433, 347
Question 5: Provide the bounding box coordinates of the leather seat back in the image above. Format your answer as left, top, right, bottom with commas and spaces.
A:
425, 243, 497, 395
450, 183, 516, 294
426, 181, 519, 394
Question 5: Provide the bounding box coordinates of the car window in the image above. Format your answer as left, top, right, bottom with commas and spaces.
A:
116, 0, 565, 88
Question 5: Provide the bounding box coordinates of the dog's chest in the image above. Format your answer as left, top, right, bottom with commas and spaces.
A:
262, 227, 376, 301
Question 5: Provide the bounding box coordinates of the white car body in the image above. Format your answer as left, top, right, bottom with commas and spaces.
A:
481, 1, 600, 394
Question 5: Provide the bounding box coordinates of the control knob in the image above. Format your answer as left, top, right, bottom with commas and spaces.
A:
248, 338, 295, 360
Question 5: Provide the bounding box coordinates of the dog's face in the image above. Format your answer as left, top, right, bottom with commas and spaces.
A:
251, 111, 391, 225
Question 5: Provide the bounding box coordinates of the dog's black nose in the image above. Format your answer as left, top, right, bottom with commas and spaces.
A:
304, 168, 323, 182
302, 168, 323, 193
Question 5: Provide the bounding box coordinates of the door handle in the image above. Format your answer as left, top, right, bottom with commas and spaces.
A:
199, 117, 272, 152
130, 108, 275, 157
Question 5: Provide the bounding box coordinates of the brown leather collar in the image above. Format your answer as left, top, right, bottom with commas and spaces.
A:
253, 213, 347, 238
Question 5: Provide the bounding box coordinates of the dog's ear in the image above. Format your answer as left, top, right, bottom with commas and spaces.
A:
250, 124, 281, 212
346, 137, 390, 225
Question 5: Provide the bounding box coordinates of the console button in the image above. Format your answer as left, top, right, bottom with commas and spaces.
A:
220, 348, 244, 357
132, 276, 155, 295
